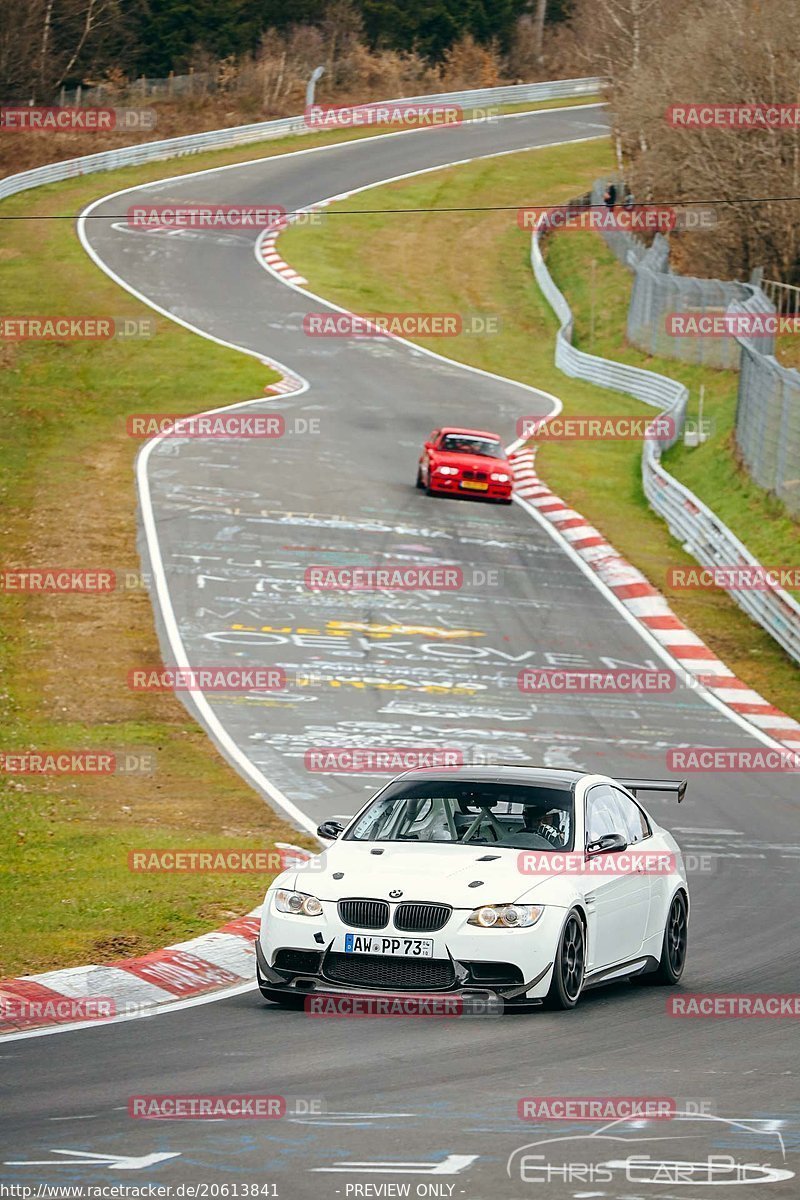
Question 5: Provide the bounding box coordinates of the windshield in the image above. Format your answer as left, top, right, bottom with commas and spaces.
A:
345, 781, 574, 850
440, 434, 504, 458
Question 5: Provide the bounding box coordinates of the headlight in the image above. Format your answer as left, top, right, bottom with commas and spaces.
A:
274, 889, 322, 917
490, 472, 510, 482
467, 903, 544, 928
436, 465, 459, 475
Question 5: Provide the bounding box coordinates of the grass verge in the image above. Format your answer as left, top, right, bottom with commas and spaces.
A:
280, 138, 800, 721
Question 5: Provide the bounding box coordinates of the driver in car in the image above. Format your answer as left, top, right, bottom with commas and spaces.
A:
523, 806, 568, 848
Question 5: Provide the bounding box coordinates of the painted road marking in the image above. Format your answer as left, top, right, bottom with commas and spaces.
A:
313, 1154, 478, 1175
5, 1150, 181, 1170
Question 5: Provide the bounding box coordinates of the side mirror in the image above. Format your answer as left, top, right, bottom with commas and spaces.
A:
586, 831, 628, 857
424, 441, 434, 451
317, 819, 344, 841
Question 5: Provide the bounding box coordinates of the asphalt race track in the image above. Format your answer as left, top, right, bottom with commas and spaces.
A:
2, 105, 799, 1199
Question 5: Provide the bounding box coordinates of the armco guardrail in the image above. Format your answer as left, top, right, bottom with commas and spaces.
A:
591, 178, 752, 370
0, 76, 604, 203
531, 219, 800, 668
733, 303, 800, 517
591, 178, 800, 513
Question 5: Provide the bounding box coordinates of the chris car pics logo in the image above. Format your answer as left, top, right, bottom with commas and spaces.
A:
507, 1114, 794, 1187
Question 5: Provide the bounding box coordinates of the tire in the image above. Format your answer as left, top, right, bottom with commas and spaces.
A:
417, 465, 437, 496
650, 891, 689, 984
543, 910, 586, 1010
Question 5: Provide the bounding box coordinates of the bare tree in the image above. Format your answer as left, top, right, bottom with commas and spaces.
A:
1, 0, 120, 101
604, 0, 800, 280
533, 0, 548, 65
0, 0, 47, 97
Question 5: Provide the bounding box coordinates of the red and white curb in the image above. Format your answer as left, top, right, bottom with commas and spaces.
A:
510, 446, 800, 748
256, 196, 348, 296
256, 202, 339, 288
0, 844, 311, 1036
258, 207, 336, 395
264, 369, 304, 396
258, 225, 307, 286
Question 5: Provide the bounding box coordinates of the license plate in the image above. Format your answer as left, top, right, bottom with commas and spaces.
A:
344, 934, 434, 957
461, 480, 488, 491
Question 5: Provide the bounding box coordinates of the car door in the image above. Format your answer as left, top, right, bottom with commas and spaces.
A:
583, 784, 652, 972
613, 787, 675, 944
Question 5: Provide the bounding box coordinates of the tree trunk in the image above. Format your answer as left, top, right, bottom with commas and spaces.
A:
533, 0, 547, 65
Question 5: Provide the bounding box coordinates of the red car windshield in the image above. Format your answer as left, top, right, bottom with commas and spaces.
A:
440, 434, 503, 458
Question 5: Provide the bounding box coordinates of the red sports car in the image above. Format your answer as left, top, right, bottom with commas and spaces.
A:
416, 426, 514, 504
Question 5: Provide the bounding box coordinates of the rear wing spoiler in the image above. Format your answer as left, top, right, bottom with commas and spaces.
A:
616, 777, 688, 804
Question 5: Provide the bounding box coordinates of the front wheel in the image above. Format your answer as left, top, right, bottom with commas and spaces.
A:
415, 465, 425, 490
543, 910, 585, 1010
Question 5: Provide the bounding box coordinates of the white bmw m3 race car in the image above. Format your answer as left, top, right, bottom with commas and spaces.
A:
257, 766, 689, 1010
